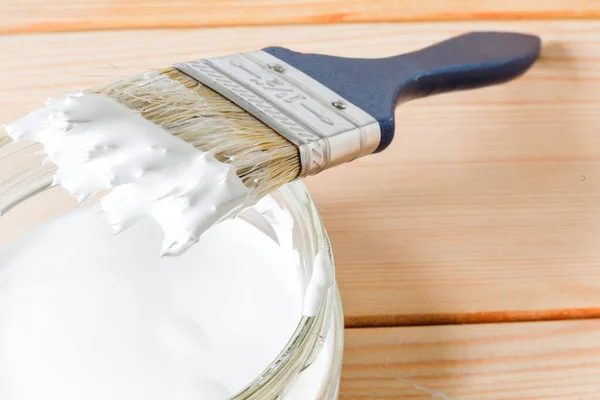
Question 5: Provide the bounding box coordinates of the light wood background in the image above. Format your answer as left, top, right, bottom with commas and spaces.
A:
3, 0, 600, 33
2, 2, 600, 399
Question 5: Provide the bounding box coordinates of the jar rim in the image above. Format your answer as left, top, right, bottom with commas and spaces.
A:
231, 180, 337, 399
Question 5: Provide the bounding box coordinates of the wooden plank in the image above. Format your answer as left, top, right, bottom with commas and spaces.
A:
342, 320, 600, 399
3, 0, 600, 35
2, 21, 600, 324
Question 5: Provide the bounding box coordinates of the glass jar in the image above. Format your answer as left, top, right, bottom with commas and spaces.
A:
0, 137, 344, 400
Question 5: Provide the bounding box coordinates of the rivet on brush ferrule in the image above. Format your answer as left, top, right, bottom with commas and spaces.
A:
332, 101, 346, 110
268, 64, 285, 73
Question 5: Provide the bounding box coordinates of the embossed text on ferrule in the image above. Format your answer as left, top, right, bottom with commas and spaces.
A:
211, 53, 356, 139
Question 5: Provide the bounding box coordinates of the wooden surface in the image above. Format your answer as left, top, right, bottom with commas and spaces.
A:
342, 320, 600, 399
2, 0, 600, 34
1, 12, 600, 400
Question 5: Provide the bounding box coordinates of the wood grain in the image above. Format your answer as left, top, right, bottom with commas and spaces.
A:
342, 320, 600, 399
3, 0, 600, 35
2, 21, 600, 325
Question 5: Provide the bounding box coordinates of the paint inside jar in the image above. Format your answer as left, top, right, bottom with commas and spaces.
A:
0, 201, 336, 399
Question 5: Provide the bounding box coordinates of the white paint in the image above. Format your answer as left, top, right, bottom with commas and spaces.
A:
3, 92, 333, 316
251, 196, 333, 317
0, 205, 309, 399
303, 248, 335, 316
3, 93, 252, 256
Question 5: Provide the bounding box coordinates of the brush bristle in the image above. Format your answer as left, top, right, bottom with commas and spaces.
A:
87, 67, 300, 199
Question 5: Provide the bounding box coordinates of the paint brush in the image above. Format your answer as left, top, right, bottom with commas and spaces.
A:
5, 31, 541, 251
93, 31, 540, 195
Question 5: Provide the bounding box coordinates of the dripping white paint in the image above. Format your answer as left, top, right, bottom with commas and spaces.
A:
4, 93, 252, 256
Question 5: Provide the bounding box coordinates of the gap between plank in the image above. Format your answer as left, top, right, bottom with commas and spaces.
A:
345, 307, 600, 328
3, 12, 600, 36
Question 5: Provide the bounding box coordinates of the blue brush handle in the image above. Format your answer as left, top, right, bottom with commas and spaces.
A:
263, 31, 541, 152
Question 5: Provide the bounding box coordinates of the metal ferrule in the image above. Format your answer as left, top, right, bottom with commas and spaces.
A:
175, 51, 381, 178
